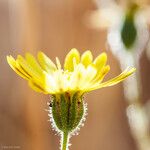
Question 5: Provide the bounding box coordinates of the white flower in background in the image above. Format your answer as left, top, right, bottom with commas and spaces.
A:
90, 1, 150, 150
90, 0, 150, 59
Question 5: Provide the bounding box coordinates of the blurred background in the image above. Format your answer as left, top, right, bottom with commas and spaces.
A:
0, 0, 150, 150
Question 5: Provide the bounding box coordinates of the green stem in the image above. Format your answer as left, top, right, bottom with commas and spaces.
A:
61, 131, 69, 150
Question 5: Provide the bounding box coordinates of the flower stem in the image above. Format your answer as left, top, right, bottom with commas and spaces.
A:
61, 131, 69, 150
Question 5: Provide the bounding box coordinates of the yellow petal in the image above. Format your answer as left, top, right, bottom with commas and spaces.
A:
17, 55, 42, 81
25, 53, 43, 75
64, 48, 80, 72
28, 80, 47, 94
94, 52, 107, 71
17, 55, 49, 91
88, 67, 136, 91
37, 52, 57, 73
56, 57, 61, 70
94, 65, 110, 83
81, 50, 93, 67
7, 56, 30, 80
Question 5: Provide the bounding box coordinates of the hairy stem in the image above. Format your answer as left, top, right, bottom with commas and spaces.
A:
61, 131, 69, 150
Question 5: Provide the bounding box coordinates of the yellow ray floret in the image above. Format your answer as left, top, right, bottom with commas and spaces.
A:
7, 49, 136, 94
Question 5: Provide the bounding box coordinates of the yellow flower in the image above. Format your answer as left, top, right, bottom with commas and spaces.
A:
7, 48, 136, 150
7, 48, 135, 95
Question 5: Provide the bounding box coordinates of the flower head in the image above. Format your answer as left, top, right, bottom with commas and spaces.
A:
7, 48, 136, 150
7, 48, 135, 95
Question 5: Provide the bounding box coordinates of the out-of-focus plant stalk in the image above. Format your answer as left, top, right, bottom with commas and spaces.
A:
119, 51, 150, 150
109, 5, 150, 150
92, 0, 150, 149
115, 3, 150, 150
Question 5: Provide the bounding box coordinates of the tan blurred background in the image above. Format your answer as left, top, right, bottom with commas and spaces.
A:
0, 0, 150, 150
